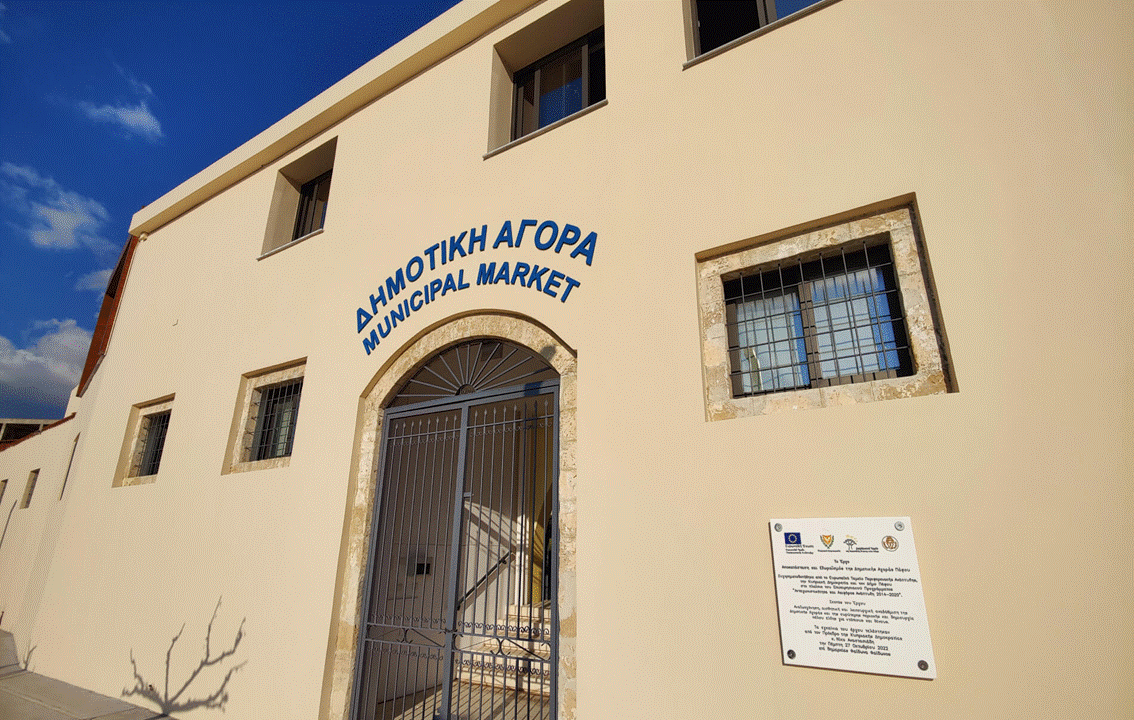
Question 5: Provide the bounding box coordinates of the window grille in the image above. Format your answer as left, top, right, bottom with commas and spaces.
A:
251, 378, 303, 461
293, 170, 332, 240
725, 240, 912, 396
513, 28, 605, 140
136, 410, 171, 476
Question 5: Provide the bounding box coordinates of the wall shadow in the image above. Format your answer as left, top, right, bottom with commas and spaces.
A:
122, 598, 246, 715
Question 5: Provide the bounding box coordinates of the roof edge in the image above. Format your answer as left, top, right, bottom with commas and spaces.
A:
129, 0, 539, 236
0, 414, 76, 453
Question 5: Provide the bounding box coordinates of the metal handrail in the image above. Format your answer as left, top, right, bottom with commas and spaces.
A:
456, 550, 512, 611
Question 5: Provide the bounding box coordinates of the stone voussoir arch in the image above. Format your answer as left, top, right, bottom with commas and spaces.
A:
323, 311, 579, 720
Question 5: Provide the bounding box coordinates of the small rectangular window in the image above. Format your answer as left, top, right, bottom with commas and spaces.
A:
114, 396, 174, 487
135, 410, 171, 477
513, 28, 605, 140
0, 479, 8, 506
293, 170, 332, 240
224, 360, 305, 474
251, 378, 303, 461
20, 469, 39, 509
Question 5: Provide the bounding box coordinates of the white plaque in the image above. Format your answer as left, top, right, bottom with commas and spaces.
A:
769, 517, 936, 679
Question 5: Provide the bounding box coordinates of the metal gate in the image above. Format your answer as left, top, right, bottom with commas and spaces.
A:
353, 341, 559, 720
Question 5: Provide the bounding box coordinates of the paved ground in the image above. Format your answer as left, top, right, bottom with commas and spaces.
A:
0, 631, 163, 720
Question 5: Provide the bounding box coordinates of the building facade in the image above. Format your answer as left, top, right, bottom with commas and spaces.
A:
1, 1, 1132, 718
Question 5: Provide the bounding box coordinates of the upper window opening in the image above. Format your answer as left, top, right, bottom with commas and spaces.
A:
487, 0, 604, 153
725, 241, 912, 397
261, 138, 336, 256
293, 170, 332, 241
693, 0, 827, 56
513, 28, 605, 140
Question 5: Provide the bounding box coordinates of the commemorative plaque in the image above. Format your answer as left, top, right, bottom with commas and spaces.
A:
769, 517, 936, 679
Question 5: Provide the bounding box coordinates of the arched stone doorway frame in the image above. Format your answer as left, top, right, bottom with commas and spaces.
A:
322, 311, 578, 720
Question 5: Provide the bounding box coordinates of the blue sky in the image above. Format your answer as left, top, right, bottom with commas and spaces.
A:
0, 0, 459, 419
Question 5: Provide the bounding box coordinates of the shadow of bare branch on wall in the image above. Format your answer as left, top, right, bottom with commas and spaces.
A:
122, 598, 246, 715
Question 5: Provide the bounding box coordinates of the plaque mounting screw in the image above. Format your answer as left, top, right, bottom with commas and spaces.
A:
774, 523, 783, 532
918, 660, 929, 671
787, 650, 796, 659
895, 521, 905, 531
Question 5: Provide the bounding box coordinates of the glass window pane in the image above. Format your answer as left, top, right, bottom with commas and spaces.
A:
539, 47, 583, 128
730, 289, 807, 394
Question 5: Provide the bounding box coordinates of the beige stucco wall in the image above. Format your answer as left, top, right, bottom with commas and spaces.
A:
1, 1, 1131, 718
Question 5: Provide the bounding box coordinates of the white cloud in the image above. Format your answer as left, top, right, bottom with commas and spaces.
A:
75, 268, 114, 294
0, 3, 10, 45
0, 161, 116, 254
0, 320, 92, 417
72, 65, 163, 142
77, 100, 163, 141
115, 63, 154, 98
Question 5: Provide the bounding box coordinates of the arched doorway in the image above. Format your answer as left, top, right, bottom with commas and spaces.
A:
353, 338, 561, 720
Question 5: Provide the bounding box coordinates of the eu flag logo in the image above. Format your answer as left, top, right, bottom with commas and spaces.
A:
784, 532, 802, 545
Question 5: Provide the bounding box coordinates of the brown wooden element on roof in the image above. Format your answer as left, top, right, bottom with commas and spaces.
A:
77, 235, 140, 398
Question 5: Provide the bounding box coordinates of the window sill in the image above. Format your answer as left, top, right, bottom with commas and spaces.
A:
224, 455, 291, 475
484, 99, 608, 160
258, 228, 323, 261
683, 0, 840, 71
118, 473, 158, 488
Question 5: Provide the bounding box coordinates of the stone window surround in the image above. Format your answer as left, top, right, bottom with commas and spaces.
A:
112, 396, 174, 487
697, 200, 953, 421
321, 312, 578, 720
222, 359, 306, 475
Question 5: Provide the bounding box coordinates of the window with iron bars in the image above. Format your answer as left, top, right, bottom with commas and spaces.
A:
293, 170, 332, 241
249, 378, 303, 461
724, 240, 913, 397
133, 410, 171, 477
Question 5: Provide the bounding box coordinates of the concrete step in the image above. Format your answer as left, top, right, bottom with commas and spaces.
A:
453, 649, 552, 696
453, 604, 554, 695
501, 604, 553, 642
